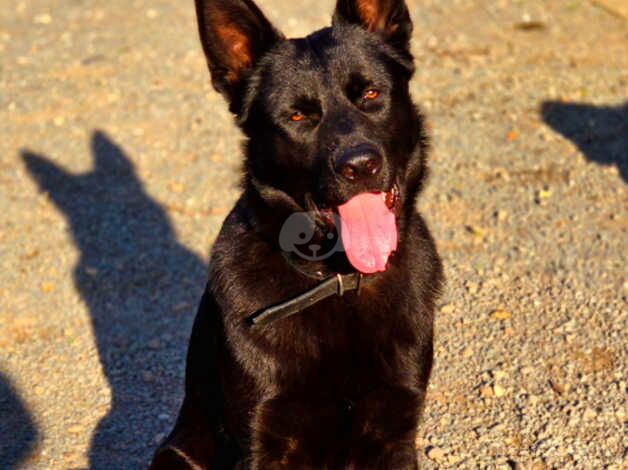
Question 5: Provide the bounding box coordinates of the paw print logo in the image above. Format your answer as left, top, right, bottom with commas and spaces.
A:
279, 212, 343, 261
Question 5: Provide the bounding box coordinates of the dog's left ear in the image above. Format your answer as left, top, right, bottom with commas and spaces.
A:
333, 0, 412, 52
195, 0, 283, 112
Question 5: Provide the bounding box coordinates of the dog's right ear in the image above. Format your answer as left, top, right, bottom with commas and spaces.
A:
195, 0, 283, 112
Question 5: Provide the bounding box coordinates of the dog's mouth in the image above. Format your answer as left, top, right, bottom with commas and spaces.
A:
305, 183, 400, 274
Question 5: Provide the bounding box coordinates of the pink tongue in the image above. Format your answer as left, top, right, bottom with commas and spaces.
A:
338, 193, 398, 274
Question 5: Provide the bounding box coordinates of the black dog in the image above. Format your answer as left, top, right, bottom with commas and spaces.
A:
150, 0, 442, 468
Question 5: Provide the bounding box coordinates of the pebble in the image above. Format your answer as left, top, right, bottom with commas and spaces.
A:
426, 446, 446, 463
461, 346, 473, 358
67, 424, 83, 434
33, 13, 52, 25
41, 281, 55, 293
480, 386, 494, 398
440, 303, 455, 314
491, 309, 512, 320
168, 182, 184, 193
583, 408, 597, 420
142, 371, 154, 383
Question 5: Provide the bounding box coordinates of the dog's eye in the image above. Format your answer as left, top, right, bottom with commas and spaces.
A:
362, 88, 380, 101
290, 111, 305, 122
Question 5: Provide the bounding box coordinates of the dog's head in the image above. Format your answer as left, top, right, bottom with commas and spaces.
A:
196, 0, 428, 273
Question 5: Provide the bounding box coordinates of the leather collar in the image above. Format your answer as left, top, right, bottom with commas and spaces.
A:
247, 272, 364, 327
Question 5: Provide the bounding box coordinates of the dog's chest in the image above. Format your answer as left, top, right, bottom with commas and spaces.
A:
271, 294, 417, 392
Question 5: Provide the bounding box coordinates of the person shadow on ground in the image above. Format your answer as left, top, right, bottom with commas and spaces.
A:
21, 131, 207, 469
0, 371, 39, 469
541, 101, 627, 183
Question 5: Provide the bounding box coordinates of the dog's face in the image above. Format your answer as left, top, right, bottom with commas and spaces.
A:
196, 0, 428, 273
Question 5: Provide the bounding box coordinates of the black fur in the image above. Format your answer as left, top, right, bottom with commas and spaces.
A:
150, 0, 442, 468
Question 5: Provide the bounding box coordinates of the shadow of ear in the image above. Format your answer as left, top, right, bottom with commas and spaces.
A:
540, 101, 627, 183
91, 129, 135, 176
21, 150, 77, 196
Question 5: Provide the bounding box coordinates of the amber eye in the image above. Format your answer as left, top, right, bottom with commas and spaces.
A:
290, 111, 305, 122
362, 88, 380, 101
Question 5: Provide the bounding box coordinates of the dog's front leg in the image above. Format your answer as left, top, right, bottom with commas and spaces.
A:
344, 386, 421, 470
248, 394, 349, 469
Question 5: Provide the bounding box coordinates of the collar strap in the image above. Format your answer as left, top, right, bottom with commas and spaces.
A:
247, 273, 363, 327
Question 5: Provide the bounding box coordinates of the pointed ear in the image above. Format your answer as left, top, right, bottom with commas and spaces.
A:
21, 150, 74, 195
333, 0, 412, 51
195, 0, 283, 111
91, 130, 134, 177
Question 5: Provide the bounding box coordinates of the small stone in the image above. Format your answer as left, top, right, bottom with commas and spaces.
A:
53, 116, 65, 126
33, 13, 52, 24
415, 436, 429, 448
142, 371, 154, 383
41, 282, 55, 293
440, 303, 455, 314
506, 130, 518, 142
495, 210, 508, 222
462, 346, 473, 358
493, 384, 506, 397
68, 424, 83, 434
466, 281, 479, 294
85, 267, 98, 277
153, 432, 166, 445
583, 408, 597, 420
549, 379, 566, 395
480, 386, 493, 398
168, 182, 184, 193
426, 446, 446, 462
173, 302, 191, 312
448, 454, 462, 465
491, 309, 512, 320
535, 188, 552, 202
146, 9, 159, 19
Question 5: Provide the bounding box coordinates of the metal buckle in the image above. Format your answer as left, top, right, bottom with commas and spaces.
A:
337, 273, 345, 296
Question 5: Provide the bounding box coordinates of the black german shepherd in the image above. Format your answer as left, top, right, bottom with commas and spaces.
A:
150, 0, 442, 468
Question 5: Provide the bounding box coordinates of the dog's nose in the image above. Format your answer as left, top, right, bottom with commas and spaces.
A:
335, 145, 382, 182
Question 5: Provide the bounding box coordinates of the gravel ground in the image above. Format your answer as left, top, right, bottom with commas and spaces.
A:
1, 0, 626, 468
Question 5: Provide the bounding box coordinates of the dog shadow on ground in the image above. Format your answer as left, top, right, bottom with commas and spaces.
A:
22, 131, 206, 469
541, 101, 627, 183
0, 371, 39, 469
